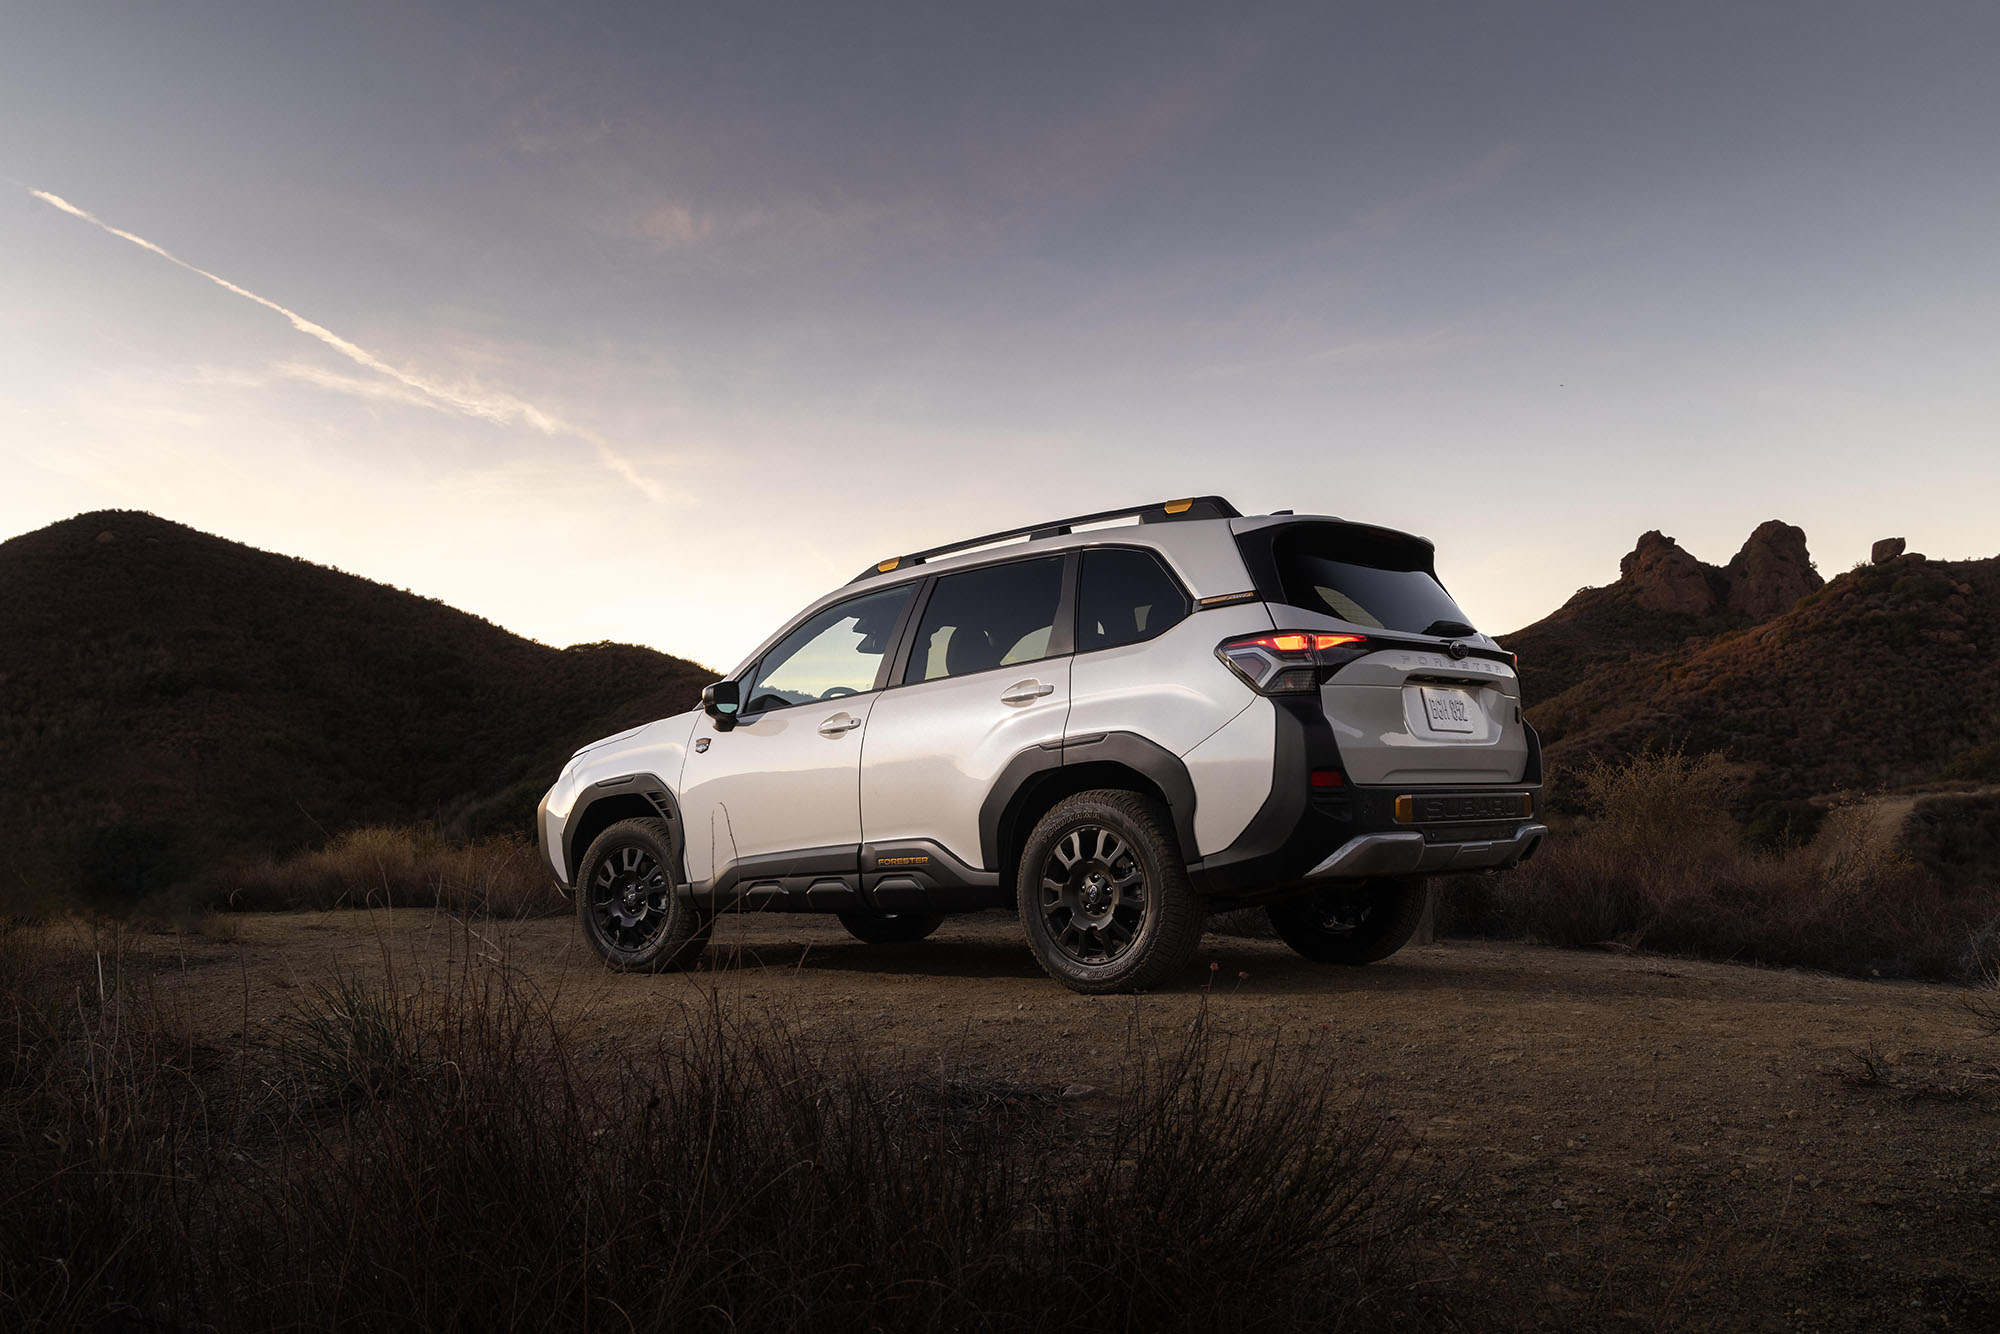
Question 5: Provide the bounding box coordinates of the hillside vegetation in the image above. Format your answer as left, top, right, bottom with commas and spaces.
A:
0, 511, 713, 903
1505, 525, 1998, 805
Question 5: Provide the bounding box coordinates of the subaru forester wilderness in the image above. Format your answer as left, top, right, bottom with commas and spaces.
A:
538, 497, 1544, 993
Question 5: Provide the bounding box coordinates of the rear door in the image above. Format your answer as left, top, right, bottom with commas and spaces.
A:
859, 554, 1073, 875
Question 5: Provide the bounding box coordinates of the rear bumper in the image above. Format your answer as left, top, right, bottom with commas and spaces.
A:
1307, 822, 1547, 879
1189, 696, 1545, 898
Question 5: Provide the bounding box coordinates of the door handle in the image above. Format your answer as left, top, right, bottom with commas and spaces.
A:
1000, 679, 1056, 706
818, 713, 862, 737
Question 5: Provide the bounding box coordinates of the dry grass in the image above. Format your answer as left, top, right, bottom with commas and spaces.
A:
221, 824, 562, 917
1450, 750, 2000, 980
0, 926, 1436, 1333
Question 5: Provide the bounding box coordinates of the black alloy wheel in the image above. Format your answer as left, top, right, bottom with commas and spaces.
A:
1038, 825, 1149, 966
1264, 876, 1428, 965
576, 817, 710, 971
1017, 789, 1204, 994
591, 843, 672, 950
837, 911, 944, 944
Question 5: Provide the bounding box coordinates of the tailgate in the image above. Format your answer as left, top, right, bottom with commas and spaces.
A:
1320, 647, 1528, 786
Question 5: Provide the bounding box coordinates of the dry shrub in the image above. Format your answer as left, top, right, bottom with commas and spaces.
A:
0, 931, 1434, 1333
1462, 750, 2000, 980
223, 825, 561, 917
1573, 748, 1738, 862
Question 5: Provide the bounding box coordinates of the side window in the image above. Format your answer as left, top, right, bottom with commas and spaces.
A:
1078, 548, 1188, 652
905, 557, 1065, 684
744, 585, 914, 714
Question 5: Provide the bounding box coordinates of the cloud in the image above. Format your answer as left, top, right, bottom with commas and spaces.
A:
1193, 332, 1454, 382
25, 187, 668, 502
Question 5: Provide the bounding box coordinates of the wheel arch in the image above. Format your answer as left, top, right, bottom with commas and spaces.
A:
564, 778, 685, 887
983, 734, 1198, 896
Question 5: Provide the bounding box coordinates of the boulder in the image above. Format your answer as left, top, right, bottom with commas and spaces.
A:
1618, 531, 1717, 615
1871, 537, 1906, 564
1725, 520, 1822, 620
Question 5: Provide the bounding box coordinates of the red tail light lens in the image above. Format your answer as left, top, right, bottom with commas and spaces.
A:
1215, 632, 1369, 694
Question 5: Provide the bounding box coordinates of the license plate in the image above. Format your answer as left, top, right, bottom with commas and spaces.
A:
1419, 687, 1480, 735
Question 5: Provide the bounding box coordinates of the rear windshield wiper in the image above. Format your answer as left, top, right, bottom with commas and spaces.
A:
1421, 619, 1477, 638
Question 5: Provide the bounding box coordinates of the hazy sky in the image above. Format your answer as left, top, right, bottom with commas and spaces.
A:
4, 1, 1996, 672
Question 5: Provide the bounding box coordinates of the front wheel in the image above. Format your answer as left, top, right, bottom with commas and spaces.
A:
1265, 877, 1428, 964
1018, 790, 1204, 994
837, 911, 943, 944
576, 817, 711, 971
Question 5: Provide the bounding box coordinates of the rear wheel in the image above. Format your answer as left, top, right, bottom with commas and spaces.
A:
1266, 877, 1428, 964
576, 818, 711, 971
1018, 790, 1204, 994
837, 911, 943, 944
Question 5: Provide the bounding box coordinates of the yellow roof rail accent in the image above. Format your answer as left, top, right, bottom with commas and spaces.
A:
876, 558, 900, 572
1164, 499, 1193, 514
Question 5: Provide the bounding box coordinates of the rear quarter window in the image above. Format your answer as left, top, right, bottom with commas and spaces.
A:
1078, 548, 1189, 651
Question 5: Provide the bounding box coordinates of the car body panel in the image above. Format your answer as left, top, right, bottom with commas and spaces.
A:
676, 695, 879, 883
1179, 695, 1274, 856
860, 660, 1072, 871
541, 712, 698, 884
1065, 601, 1274, 760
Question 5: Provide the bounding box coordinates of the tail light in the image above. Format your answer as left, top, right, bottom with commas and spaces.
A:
1215, 632, 1369, 694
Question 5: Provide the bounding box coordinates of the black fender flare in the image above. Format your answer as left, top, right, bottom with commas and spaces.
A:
561, 775, 685, 888
979, 731, 1199, 874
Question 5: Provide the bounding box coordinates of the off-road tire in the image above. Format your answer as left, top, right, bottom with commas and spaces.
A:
576, 817, 711, 971
1265, 877, 1429, 965
837, 911, 944, 944
1018, 789, 1205, 994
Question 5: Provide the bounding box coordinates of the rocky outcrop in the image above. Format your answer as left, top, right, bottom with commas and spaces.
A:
1610, 522, 1820, 621
1724, 520, 1822, 620
1618, 531, 1718, 615
1872, 537, 1907, 564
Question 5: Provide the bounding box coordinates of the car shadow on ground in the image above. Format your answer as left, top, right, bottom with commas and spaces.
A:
691, 928, 1720, 1002
701, 937, 1053, 982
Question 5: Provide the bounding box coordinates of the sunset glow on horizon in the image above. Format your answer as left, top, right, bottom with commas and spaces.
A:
5, 2, 1997, 671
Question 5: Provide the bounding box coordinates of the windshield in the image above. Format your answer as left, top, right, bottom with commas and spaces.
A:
1249, 523, 1473, 636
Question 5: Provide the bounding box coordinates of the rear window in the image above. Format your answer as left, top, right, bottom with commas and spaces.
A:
1243, 523, 1473, 636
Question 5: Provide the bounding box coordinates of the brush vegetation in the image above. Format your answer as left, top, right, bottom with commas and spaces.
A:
0, 926, 1434, 1332
1450, 749, 2000, 980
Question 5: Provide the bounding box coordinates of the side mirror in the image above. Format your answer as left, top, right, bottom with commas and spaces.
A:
701, 680, 741, 731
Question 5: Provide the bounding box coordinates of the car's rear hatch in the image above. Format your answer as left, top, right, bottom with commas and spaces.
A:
1232, 518, 1529, 786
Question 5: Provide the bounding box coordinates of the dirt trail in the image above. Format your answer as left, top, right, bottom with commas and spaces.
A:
136, 910, 2000, 1332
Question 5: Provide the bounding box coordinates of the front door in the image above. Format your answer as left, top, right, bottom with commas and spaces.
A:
677, 582, 916, 886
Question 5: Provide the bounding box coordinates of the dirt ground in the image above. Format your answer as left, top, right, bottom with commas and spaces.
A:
131, 909, 2000, 1332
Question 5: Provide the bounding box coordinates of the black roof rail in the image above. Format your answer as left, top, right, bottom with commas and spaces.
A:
853, 496, 1241, 582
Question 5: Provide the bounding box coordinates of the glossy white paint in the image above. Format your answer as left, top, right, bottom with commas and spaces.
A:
675, 697, 879, 880
540, 712, 698, 882
860, 659, 1072, 869
1066, 602, 1275, 758
1179, 695, 1274, 855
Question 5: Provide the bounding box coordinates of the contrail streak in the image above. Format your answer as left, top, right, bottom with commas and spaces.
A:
25, 186, 665, 502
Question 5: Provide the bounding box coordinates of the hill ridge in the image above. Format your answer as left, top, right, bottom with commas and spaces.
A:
1505, 523, 1998, 804
0, 509, 713, 891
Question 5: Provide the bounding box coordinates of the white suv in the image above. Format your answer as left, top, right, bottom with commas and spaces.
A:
538, 497, 1544, 993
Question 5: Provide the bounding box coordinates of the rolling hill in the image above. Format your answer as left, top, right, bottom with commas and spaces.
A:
0, 511, 714, 897
1504, 525, 1999, 806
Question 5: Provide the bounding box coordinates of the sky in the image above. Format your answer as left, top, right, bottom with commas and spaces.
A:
4, 1, 1997, 673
